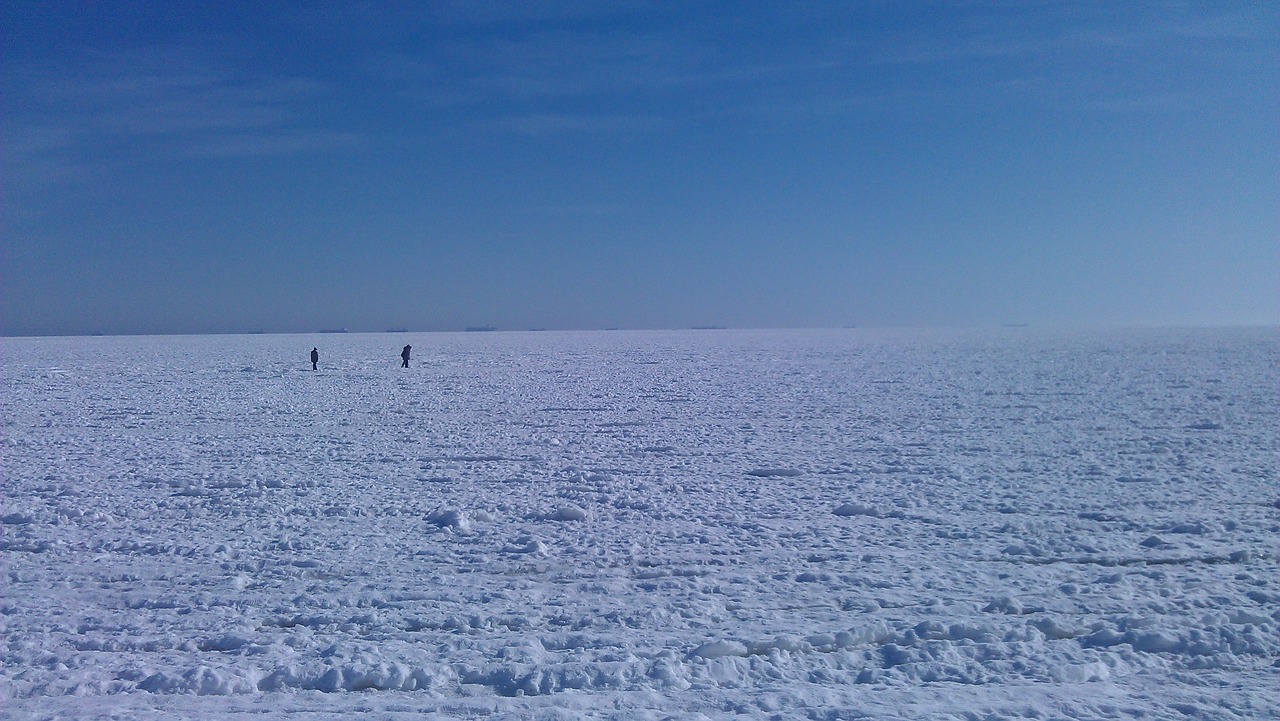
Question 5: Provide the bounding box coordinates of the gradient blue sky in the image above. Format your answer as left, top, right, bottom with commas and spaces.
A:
3, 1, 1277, 335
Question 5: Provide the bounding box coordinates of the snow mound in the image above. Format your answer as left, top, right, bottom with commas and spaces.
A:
138, 666, 259, 695
1, 511, 37, 525
503, 537, 550, 555
833, 502, 881, 517
542, 506, 588, 522
688, 640, 749, 658
427, 509, 473, 532
746, 468, 802, 478
259, 661, 455, 693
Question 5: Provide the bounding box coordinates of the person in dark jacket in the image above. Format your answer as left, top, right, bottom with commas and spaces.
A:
400, 345, 411, 368
310, 347, 319, 371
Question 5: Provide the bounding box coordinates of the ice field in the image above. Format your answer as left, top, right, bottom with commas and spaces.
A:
2, 327, 1277, 720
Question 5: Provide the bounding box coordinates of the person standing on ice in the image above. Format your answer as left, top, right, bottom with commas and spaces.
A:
400, 344, 411, 368
310, 347, 319, 371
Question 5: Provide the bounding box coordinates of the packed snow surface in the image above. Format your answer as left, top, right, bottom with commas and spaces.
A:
2, 327, 1277, 720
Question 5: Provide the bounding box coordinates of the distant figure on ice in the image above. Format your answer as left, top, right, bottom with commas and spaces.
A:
400, 344, 412, 368
310, 347, 319, 371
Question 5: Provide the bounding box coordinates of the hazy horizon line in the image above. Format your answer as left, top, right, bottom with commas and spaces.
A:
4, 321, 1277, 340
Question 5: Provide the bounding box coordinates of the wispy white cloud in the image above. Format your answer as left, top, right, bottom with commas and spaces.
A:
516, 203, 629, 216
1, 125, 94, 203
187, 130, 369, 159
870, 3, 1277, 65
373, 2, 1276, 137
484, 112, 667, 136
378, 22, 849, 135
346, 0, 649, 29
378, 28, 693, 102
5, 47, 364, 199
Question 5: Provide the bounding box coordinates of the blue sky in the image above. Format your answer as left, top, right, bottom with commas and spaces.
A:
3, 1, 1276, 335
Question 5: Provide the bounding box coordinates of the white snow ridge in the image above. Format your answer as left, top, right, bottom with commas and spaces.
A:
2, 328, 1277, 720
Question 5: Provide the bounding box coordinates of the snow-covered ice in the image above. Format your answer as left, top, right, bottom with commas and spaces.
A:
2, 327, 1277, 720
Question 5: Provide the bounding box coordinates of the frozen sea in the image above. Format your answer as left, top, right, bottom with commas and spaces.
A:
2, 327, 1277, 720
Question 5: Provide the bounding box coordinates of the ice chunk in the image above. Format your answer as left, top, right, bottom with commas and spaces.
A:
834, 503, 881, 517
689, 640, 749, 659
746, 468, 802, 478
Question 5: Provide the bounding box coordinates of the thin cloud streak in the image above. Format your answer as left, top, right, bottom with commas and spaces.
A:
484, 112, 668, 136
6, 49, 360, 193
380, 3, 1277, 138
186, 130, 370, 159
